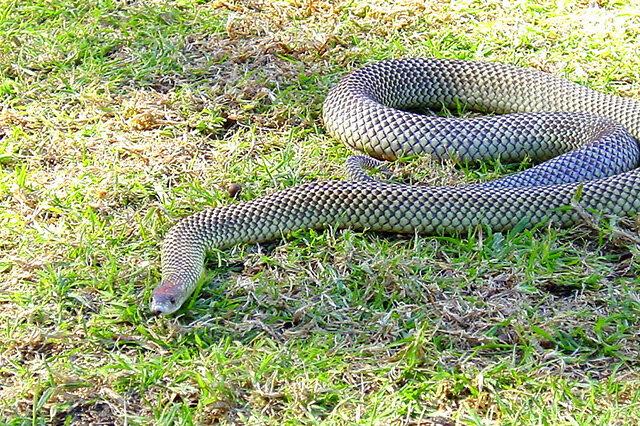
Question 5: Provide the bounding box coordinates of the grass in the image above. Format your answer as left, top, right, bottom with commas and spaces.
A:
1, 0, 640, 424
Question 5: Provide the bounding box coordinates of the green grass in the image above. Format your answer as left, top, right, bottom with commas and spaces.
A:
1, 0, 640, 424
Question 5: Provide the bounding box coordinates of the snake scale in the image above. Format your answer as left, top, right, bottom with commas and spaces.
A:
150, 58, 640, 315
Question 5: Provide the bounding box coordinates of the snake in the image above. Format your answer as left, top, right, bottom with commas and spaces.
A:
150, 58, 640, 316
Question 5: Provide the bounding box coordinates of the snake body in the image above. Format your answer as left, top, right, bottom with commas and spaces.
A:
151, 58, 640, 315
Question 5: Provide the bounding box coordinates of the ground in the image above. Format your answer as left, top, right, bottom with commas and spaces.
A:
1, 0, 639, 424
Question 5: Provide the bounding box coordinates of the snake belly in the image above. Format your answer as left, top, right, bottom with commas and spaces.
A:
150, 58, 640, 315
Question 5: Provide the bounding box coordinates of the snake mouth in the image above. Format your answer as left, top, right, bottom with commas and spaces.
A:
150, 302, 169, 316
149, 306, 164, 316
150, 297, 177, 316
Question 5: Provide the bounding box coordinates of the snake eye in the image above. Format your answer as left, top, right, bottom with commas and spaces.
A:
169, 296, 176, 305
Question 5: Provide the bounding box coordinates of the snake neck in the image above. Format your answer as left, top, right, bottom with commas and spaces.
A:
152, 220, 207, 315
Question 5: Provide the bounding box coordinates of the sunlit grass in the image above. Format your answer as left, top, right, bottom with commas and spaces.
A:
1, 0, 639, 424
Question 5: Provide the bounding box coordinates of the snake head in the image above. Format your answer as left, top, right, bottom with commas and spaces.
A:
150, 277, 188, 316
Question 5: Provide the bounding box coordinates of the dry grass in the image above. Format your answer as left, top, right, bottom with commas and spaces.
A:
1, 0, 640, 424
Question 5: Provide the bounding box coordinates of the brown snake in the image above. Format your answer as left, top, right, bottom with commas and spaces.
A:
150, 58, 640, 315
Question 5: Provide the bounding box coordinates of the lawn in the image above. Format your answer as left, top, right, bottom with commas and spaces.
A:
1, 0, 639, 424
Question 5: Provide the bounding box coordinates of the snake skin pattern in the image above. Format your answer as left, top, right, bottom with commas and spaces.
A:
151, 58, 640, 315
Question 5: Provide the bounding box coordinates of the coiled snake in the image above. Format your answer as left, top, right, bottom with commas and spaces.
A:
150, 58, 640, 315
